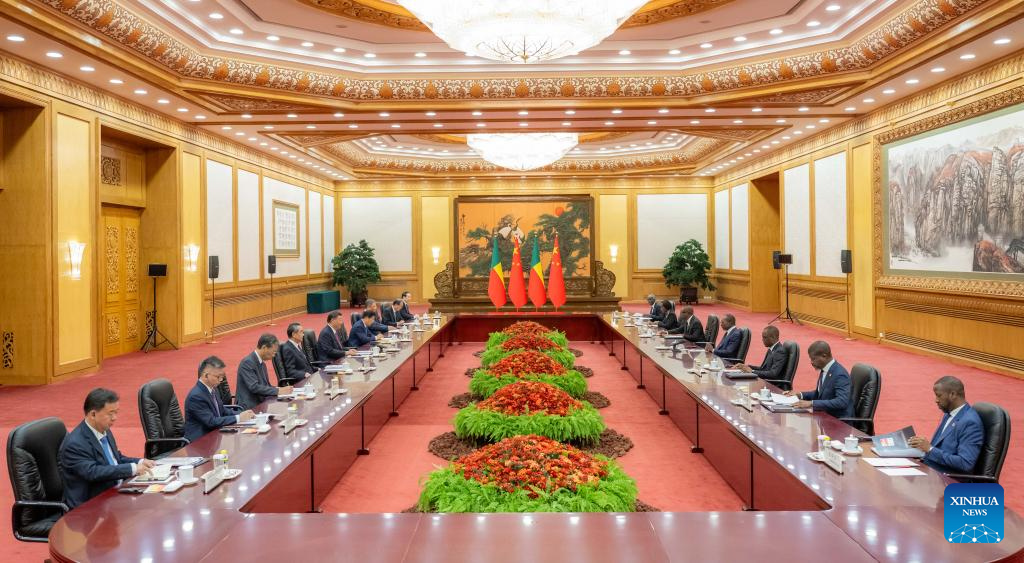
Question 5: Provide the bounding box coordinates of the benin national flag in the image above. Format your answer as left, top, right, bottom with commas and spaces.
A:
528, 237, 547, 309
548, 234, 567, 310
487, 236, 507, 309
507, 237, 529, 309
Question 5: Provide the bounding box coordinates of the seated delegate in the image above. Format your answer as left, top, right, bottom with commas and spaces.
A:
785, 341, 853, 418
347, 310, 381, 348
907, 375, 984, 474
184, 356, 254, 442
236, 334, 293, 410
732, 326, 787, 380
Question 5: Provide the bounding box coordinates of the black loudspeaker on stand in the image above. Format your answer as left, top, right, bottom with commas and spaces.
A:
208, 256, 220, 344
841, 249, 853, 339
141, 264, 178, 352
769, 253, 801, 325
267, 255, 277, 326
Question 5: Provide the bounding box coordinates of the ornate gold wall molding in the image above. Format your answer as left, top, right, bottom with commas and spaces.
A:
36, 0, 988, 101
339, 176, 713, 191
0, 54, 333, 188
1, 331, 13, 369
100, 156, 121, 185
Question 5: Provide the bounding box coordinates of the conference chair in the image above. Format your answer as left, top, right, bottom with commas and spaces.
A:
215, 379, 246, 416
763, 341, 800, 391
838, 364, 882, 436
271, 350, 301, 387
946, 402, 1011, 484
138, 379, 189, 458
720, 327, 752, 364
6, 417, 69, 542
703, 315, 719, 346
350, 312, 362, 327
302, 329, 332, 369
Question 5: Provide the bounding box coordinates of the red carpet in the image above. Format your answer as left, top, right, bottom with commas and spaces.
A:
320, 342, 743, 512
0, 303, 1021, 559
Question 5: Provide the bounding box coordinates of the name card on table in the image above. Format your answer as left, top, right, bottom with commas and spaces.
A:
823, 446, 846, 474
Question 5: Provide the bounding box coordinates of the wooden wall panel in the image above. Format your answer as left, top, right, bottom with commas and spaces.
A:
788, 279, 849, 332
99, 141, 145, 207
420, 196, 449, 301
714, 272, 750, 309
599, 194, 629, 298
748, 176, 781, 312
850, 144, 874, 335
181, 152, 203, 340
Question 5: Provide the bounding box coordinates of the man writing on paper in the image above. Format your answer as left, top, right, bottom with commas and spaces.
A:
785, 341, 853, 418
907, 376, 983, 474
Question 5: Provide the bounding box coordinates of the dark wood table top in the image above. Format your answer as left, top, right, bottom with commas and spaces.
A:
47, 313, 1023, 562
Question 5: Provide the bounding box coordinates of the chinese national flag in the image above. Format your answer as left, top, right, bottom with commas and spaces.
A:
527, 236, 547, 309
507, 237, 528, 309
487, 236, 507, 309
547, 234, 567, 310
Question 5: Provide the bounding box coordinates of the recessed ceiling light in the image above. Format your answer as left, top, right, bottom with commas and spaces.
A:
771, 140, 780, 144
414, 52, 427, 58
259, 142, 267, 146
931, 67, 945, 73
826, 4, 841, 11
306, 125, 317, 129
862, 98, 875, 103
775, 119, 787, 123
45, 51, 62, 58
769, 28, 783, 35
476, 123, 486, 127
761, 145, 770, 149
379, 112, 390, 117
108, 78, 124, 85
905, 78, 920, 84
270, 147, 278, 151
247, 137, 257, 141
266, 35, 279, 41
805, 124, 816, 129
209, 13, 223, 20
390, 124, 400, 128
133, 88, 147, 95
647, 121, 657, 125
690, 120, 700, 124
518, 110, 529, 116
704, 108, 716, 113
333, 47, 346, 53
604, 121, 615, 125
882, 88, 896, 94
994, 38, 1011, 45
734, 36, 747, 42
807, 20, 821, 27
798, 106, 809, 112
176, 107, 188, 113
263, 125, 274, 130
6, 35, 25, 42
751, 107, 763, 112
618, 50, 631, 55
844, 106, 857, 111
79, 65, 95, 72
364, 53, 376, 58
819, 118, 830, 123
565, 110, 576, 115
611, 109, 623, 114
333, 112, 345, 118
433, 123, 443, 128
240, 113, 253, 119
229, 28, 243, 35
658, 108, 669, 114
959, 53, 976, 60
562, 122, 572, 126
234, 132, 244, 136
518, 123, 528, 127
668, 49, 681, 55
472, 111, 484, 116
700, 43, 712, 49
221, 126, 232, 130
733, 120, 744, 124
348, 124, 359, 128
287, 113, 298, 118
157, 99, 170, 104
301, 41, 314, 47
794, 130, 803, 135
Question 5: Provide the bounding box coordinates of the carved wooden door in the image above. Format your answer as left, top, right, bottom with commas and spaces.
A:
100, 206, 142, 358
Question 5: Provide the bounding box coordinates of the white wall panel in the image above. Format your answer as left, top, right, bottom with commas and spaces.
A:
814, 152, 848, 277
205, 160, 234, 282
714, 190, 731, 269
341, 197, 412, 272
323, 195, 335, 271
236, 170, 261, 281
635, 194, 708, 269
730, 183, 750, 271
262, 177, 307, 277
783, 164, 812, 275
308, 192, 323, 274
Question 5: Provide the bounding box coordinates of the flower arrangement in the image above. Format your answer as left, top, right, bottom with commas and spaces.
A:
480, 334, 575, 369
454, 381, 604, 444
470, 350, 587, 398
485, 322, 570, 350
418, 435, 637, 513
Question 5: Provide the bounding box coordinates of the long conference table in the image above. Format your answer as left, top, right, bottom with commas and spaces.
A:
48, 313, 1023, 562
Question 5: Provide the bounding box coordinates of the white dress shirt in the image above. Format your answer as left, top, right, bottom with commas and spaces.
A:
85, 420, 136, 475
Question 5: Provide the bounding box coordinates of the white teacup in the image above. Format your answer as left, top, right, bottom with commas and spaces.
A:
255, 413, 271, 426
844, 436, 859, 451
178, 464, 194, 482
759, 387, 772, 400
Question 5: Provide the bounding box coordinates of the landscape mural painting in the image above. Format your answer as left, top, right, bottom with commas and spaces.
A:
455, 196, 593, 279
885, 104, 1024, 275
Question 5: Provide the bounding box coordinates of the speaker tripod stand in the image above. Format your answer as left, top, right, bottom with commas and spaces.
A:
769, 264, 801, 325
141, 275, 178, 352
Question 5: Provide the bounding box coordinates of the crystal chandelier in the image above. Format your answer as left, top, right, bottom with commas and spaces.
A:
468, 133, 579, 171
396, 0, 646, 63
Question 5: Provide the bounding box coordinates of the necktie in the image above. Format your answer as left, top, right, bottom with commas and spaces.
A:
333, 328, 342, 346
816, 369, 826, 395
210, 389, 221, 416
932, 413, 950, 444
100, 435, 117, 465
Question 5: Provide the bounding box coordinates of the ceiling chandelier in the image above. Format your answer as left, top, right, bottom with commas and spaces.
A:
467, 133, 579, 171
396, 0, 647, 63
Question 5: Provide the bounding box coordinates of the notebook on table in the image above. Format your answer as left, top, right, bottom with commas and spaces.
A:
870, 426, 926, 458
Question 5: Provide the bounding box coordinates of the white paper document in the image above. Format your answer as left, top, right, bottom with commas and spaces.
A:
770, 393, 798, 405
878, 467, 927, 477
863, 458, 919, 468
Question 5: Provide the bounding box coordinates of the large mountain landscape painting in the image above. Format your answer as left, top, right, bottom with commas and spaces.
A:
885, 105, 1024, 276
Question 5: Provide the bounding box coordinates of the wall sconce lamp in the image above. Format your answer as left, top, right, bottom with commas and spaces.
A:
609, 244, 619, 264
183, 244, 200, 272
431, 246, 441, 265
68, 241, 86, 280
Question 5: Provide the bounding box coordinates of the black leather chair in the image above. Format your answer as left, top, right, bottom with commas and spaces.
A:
839, 364, 881, 436
763, 341, 800, 392
703, 315, 719, 346
303, 329, 331, 369
6, 417, 68, 542
138, 379, 189, 459
350, 312, 362, 328
720, 327, 752, 364
947, 402, 1011, 483
271, 350, 301, 387
215, 379, 246, 415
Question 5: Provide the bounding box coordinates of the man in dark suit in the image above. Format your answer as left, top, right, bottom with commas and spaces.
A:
665, 306, 704, 343
707, 314, 742, 359
184, 356, 255, 442
59, 388, 156, 508
786, 341, 853, 418
363, 299, 391, 335
347, 310, 379, 348
318, 310, 354, 361
733, 326, 787, 380
282, 322, 316, 382
381, 299, 406, 327
646, 294, 665, 321
399, 290, 416, 322
908, 376, 984, 474
236, 334, 293, 410
656, 300, 677, 330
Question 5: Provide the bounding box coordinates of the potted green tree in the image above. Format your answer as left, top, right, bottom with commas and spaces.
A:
662, 239, 715, 305
331, 240, 381, 307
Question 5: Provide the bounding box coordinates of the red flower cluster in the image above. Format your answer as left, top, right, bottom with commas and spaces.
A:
501, 334, 560, 352
454, 435, 608, 496
478, 381, 581, 416
502, 321, 551, 337
488, 350, 566, 377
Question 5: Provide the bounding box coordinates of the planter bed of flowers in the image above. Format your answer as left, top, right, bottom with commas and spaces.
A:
480, 333, 576, 369
469, 350, 587, 399
454, 381, 604, 444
